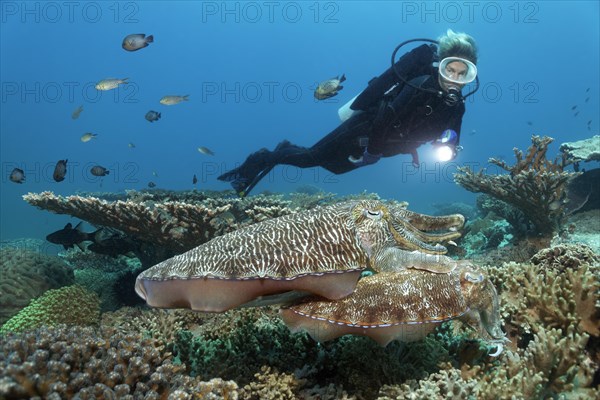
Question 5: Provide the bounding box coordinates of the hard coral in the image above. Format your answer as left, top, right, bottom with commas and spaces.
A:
23, 191, 298, 267
0, 285, 100, 334
455, 135, 580, 236
0, 247, 74, 325
0, 324, 239, 399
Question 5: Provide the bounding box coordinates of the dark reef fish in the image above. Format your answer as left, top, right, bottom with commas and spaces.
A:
145, 110, 161, 122
53, 159, 67, 182
46, 222, 103, 251
122, 33, 154, 52
9, 168, 25, 184
88, 233, 140, 258
90, 165, 110, 177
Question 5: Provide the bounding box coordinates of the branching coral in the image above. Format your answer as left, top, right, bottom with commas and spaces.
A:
455, 135, 580, 235
487, 245, 600, 337
473, 326, 597, 399
239, 365, 306, 400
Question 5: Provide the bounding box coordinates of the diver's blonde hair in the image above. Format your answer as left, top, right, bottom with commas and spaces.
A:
437, 29, 478, 64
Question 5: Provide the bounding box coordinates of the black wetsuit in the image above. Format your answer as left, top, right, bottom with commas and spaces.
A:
218, 44, 466, 191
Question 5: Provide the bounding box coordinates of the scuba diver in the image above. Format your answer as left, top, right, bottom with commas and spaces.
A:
218, 29, 479, 197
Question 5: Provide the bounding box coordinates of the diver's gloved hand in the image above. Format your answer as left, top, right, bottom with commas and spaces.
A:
348, 148, 382, 167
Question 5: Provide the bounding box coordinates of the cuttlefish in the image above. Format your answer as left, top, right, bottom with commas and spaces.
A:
135, 200, 464, 312
280, 262, 506, 354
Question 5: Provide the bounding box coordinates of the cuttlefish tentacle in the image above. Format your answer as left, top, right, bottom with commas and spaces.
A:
388, 217, 463, 245
372, 247, 457, 274
388, 205, 466, 232
385, 215, 450, 255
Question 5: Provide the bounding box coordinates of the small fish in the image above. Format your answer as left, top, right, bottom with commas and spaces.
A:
197, 146, 215, 156
122, 33, 154, 52
314, 74, 346, 100
128, 142, 136, 148
160, 95, 189, 105
469, 129, 476, 136
586, 87, 590, 92
95, 78, 129, 91
80, 132, 98, 142
71, 105, 84, 120
145, 110, 161, 122
9, 168, 25, 184
152, 171, 158, 177
193, 174, 198, 185
585, 97, 590, 103
90, 165, 110, 177
53, 159, 67, 182
571, 105, 577, 110
574, 111, 579, 117
526, 121, 533, 126
148, 181, 156, 188
46, 222, 103, 251
588, 120, 592, 125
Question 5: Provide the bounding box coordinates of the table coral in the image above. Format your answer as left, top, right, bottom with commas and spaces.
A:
0, 247, 74, 325
23, 191, 298, 267
455, 135, 580, 235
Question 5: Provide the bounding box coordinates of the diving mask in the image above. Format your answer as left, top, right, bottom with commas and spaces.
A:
439, 57, 477, 85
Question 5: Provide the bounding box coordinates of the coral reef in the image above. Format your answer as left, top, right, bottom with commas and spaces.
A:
0, 285, 100, 334
455, 135, 580, 236
23, 191, 298, 267
0, 324, 239, 399
559, 135, 600, 163
0, 247, 74, 325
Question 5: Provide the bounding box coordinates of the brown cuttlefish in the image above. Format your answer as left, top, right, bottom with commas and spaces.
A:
280, 261, 506, 355
135, 200, 464, 312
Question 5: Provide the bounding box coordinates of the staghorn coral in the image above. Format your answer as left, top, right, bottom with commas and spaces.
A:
486, 245, 600, 338
377, 365, 478, 399
239, 365, 306, 400
472, 325, 598, 399
0, 285, 101, 334
0, 247, 74, 326
455, 135, 580, 236
101, 307, 205, 345
0, 324, 239, 399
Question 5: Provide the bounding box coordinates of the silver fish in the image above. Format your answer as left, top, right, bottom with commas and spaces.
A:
96, 78, 129, 91
80, 132, 97, 142
197, 146, 215, 156
160, 95, 189, 105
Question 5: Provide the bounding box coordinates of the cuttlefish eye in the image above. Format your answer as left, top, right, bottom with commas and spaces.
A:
365, 209, 383, 218
465, 271, 484, 283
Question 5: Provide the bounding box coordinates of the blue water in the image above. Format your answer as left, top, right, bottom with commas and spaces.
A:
1, 1, 599, 241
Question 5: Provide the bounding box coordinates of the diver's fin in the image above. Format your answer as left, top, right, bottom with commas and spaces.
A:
239, 166, 274, 198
